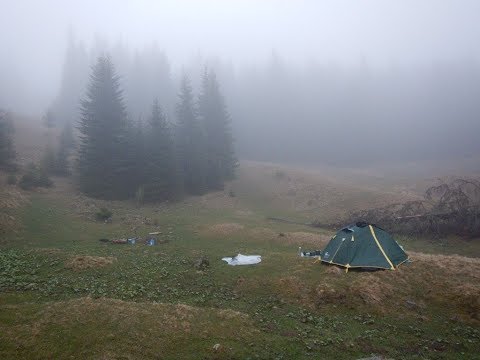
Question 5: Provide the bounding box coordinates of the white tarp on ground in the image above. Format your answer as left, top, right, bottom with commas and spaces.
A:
222, 254, 262, 266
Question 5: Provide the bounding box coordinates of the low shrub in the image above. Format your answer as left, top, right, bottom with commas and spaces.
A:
95, 207, 113, 222
18, 164, 53, 190
6, 174, 16, 185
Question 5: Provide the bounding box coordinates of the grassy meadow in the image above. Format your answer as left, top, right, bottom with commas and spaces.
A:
1, 162, 479, 359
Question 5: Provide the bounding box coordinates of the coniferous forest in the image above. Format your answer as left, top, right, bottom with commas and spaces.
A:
76, 56, 236, 200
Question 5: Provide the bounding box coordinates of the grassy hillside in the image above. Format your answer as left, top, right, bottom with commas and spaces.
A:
1, 163, 479, 359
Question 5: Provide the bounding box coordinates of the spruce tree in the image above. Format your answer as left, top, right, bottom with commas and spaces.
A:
77, 56, 131, 199
175, 75, 207, 195
52, 30, 89, 124
126, 117, 146, 196
143, 99, 176, 201
198, 68, 236, 189
0, 109, 16, 171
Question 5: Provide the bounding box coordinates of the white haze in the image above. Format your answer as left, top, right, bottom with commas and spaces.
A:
2, 0, 480, 112
1, 0, 480, 167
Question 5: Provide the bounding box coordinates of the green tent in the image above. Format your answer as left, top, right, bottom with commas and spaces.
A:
321, 222, 408, 271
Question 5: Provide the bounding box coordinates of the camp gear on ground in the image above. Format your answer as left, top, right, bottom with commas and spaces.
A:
321, 222, 408, 270
146, 238, 156, 246
127, 238, 137, 245
111, 238, 127, 244
222, 254, 261, 266
300, 250, 323, 257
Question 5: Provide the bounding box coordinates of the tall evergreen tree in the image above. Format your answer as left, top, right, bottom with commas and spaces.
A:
0, 109, 16, 171
142, 99, 176, 201
77, 56, 131, 199
52, 30, 89, 124
198, 68, 236, 189
125, 117, 146, 196
175, 75, 207, 195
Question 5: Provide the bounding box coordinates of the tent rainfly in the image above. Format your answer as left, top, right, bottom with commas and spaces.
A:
321, 222, 408, 271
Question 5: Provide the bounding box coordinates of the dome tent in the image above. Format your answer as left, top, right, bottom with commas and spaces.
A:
321, 222, 408, 271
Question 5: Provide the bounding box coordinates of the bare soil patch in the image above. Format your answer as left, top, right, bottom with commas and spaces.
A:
65, 256, 116, 271
205, 223, 245, 236
409, 251, 480, 280
248, 227, 277, 239
0, 177, 29, 240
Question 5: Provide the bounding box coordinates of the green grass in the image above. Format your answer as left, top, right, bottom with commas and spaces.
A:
1, 182, 479, 359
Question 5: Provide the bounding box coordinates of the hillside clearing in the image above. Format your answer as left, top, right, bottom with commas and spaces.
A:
1, 162, 479, 359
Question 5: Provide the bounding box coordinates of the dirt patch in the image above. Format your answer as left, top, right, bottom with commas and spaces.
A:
65, 256, 116, 271
249, 227, 277, 239
206, 223, 245, 236
350, 274, 395, 306
234, 209, 254, 217
449, 283, 480, 321
277, 276, 313, 307
315, 282, 348, 306
325, 265, 343, 275
0, 185, 29, 209
0, 180, 29, 240
409, 251, 480, 280
34, 248, 63, 255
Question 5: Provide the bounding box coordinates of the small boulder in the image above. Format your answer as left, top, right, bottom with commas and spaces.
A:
194, 256, 210, 271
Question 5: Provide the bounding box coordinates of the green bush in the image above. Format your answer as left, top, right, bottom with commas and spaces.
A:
6, 174, 16, 185
95, 207, 113, 222
18, 164, 53, 190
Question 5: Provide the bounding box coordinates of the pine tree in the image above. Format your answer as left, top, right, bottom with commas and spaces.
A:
0, 109, 16, 171
198, 68, 236, 190
77, 56, 131, 199
175, 75, 207, 195
142, 99, 176, 201
126, 117, 146, 196
51, 30, 89, 124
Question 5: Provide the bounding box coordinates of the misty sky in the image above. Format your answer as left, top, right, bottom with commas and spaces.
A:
1, 0, 480, 113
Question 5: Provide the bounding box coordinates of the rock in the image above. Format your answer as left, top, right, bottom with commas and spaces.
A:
194, 256, 209, 271
405, 299, 417, 309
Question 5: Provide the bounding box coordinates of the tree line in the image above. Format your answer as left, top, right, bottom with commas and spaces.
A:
0, 109, 15, 171
76, 56, 236, 201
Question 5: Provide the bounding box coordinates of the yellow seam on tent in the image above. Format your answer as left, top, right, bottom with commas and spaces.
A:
320, 260, 391, 270
330, 239, 345, 263
396, 258, 409, 268
369, 225, 395, 270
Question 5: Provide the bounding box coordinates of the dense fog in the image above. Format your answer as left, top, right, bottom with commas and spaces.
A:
1, 0, 480, 165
